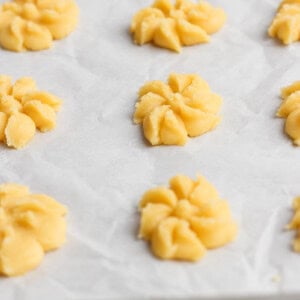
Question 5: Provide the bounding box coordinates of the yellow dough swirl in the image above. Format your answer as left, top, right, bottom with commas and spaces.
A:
0, 183, 67, 276
0, 75, 62, 149
131, 0, 226, 52
277, 81, 300, 146
268, 0, 300, 45
134, 73, 222, 146
0, 0, 79, 52
286, 197, 300, 252
138, 174, 238, 261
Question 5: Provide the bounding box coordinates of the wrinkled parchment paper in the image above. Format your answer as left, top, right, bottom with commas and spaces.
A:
1, 0, 300, 299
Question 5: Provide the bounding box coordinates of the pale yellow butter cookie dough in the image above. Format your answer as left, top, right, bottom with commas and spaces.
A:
131, 0, 226, 52
138, 174, 238, 261
268, 0, 300, 45
134, 73, 222, 146
286, 197, 300, 252
0, 0, 79, 52
0, 183, 67, 276
277, 81, 300, 146
0, 75, 62, 149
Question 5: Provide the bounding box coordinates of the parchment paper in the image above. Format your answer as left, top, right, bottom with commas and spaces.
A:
0, 0, 300, 299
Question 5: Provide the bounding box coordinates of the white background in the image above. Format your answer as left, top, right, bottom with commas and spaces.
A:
0, 0, 300, 299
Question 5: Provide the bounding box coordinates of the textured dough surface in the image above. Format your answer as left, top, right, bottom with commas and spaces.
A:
134, 73, 222, 146
0, 75, 62, 149
277, 81, 300, 146
0, 0, 79, 52
286, 197, 300, 252
131, 0, 226, 52
138, 174, 238, 261
268, 0, 300, 45
0, 183, 67, 276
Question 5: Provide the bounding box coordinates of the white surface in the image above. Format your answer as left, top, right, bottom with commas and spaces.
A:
0, 0, 300, 299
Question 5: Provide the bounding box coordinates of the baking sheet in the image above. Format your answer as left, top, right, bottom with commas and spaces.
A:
1, 0, 300, 299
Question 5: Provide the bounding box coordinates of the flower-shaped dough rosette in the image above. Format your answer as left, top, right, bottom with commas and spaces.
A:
0, 183, 67, 276
134, 73, 222, 146
0, 75, 62, 149
268, 0, 300, 45
0, 0, 79, 51
277, 81, 300, 145
286, 197, 300, 252
138, 174, 238, 261
131, 0, 226, 52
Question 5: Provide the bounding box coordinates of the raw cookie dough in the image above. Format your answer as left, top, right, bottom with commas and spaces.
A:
131, 0, 226, 52
0, 75, 62, 149
268, 0, 300, 45
138, 174, 238, 261
0, 183, 67, 276
134, 73, 222, 146
0, 0, 79, 52
286, 197, 300, 252
277, 81, 300, 146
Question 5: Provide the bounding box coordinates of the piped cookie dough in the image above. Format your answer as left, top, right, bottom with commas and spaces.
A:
134, 73, 222, 146
0, 183, 67, 276
0, 0, 79, 52
0, 75, 62, 149
277, 81, 300, 146
131, 0, 226, 52
286, 197, 300, 252
138, 174, 238, 261
268, 0, 300, 45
